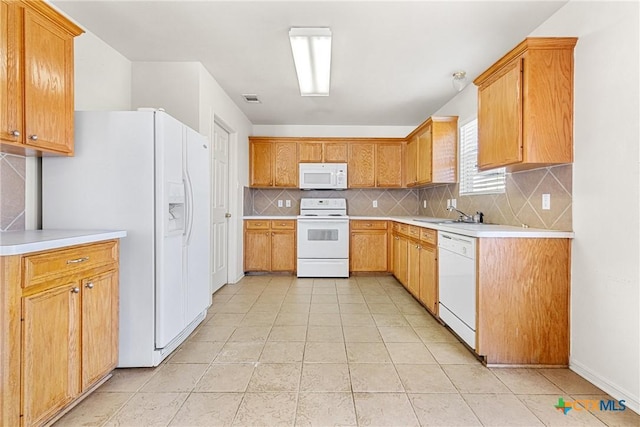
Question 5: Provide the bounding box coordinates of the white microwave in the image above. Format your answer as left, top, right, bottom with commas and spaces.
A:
299, 163, 348, 190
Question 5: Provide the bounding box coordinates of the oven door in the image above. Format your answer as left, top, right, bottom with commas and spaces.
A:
297, 218, 349, 259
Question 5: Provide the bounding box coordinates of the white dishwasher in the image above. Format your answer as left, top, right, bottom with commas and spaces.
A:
438, 231, 477, 349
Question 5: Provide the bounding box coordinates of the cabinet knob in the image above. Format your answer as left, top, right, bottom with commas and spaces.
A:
86, 282, 94, 289
67, 257, 89, 264
10, 130, 20, 137
366, 223, 372, 227
29, 134, 38, 141
265, 232, 269, 236
71, 287, 80, 294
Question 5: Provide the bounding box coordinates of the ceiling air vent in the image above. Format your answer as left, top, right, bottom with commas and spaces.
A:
242, 94, 261, 104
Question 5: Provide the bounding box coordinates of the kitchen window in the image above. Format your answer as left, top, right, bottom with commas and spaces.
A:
459, 118, 506, 195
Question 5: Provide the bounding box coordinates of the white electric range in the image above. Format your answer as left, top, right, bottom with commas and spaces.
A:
296, 198, 349, 278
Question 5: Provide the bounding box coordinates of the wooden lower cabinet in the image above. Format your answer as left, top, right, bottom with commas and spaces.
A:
418, 244, 438, 314
244, 220, 296, 273
406, 241, 420, 297
392, 233, 408, 286
0, 240, 120, 427
349, 220, 388, 272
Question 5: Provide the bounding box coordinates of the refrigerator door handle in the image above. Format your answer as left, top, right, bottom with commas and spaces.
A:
183, 173, 194, 245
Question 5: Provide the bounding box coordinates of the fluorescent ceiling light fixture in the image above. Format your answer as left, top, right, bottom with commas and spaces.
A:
289, 27, 332, 96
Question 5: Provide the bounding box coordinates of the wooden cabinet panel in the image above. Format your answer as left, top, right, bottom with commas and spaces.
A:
477, 59, 522, 170
351, 220, 387, 230
350, 230, 388, 272
418, 245, 437, 315
22, 283, 79, 426
0, 0, 82, 155
348, 142, 375, 188
249, 141, 273, 187
81, 271, 118, 391
244, 220, 296, 272
406, 242, 420, 297
274, 142, 298, 187
376, 143, 402, 187
405, 137, 417, 186
298, 142, 323, 162
244, 229, 271, 271
416, 127, 432, 184
406, 117, 458, 187
392, 234, 408, 286
323, 143, 347, 163
474, 37, 577, 172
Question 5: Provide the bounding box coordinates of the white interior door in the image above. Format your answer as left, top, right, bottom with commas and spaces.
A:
211, 121, 230, 292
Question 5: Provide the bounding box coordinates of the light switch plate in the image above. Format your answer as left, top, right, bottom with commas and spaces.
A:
542, 194, 551, 210
372, 200, 378, 208
277, 200, 283, 207
451, 199, 457, 208
423, 200, 427, 208
285, 200, 291, 208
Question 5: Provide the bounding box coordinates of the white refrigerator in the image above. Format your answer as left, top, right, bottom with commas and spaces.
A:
43, 110, 211, 367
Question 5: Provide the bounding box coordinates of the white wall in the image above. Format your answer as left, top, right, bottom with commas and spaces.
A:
530, 0, 639, 412
253, 124, 414, 138
74, 31, 132, 110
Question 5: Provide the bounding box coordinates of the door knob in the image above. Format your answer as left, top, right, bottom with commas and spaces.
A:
225, 213, 231, 218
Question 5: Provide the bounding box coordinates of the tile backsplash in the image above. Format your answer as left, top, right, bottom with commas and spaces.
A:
0, 154, 26, 231
244, 164, 572, 231
418, 164, 572, 230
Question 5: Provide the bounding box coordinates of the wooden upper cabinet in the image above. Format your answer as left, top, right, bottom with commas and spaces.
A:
298, 140, 347, 163
405, 117, 457, 187
348, 142, 375, 188
0, 0, 83, 156
249, 138, 298, 188
474, 37, 577, 172
376, 143, 402, 187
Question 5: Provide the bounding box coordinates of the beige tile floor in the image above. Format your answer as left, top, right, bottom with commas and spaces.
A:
55, 275, 640, 426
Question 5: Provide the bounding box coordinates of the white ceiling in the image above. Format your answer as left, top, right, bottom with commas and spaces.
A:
52, 0, 568, 126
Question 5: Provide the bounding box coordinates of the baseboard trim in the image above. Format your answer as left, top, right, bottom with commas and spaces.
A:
570, 359, 639, 414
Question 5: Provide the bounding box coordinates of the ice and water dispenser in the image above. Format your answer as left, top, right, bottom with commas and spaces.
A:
166, 181, 185, 235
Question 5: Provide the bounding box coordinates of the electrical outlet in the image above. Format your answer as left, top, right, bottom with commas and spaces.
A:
451, 199, 457, 208
372, 200, 378, 208
285, 200, 291, 208
446, 199, 451, 208
277, 200, 283, 207
423, 200, 427, 208
542, 194, 551, 210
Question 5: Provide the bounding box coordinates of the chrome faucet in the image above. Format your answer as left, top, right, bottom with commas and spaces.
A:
447, 206, 484, 223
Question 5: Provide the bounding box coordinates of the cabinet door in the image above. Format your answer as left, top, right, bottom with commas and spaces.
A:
1, 1, 23, 146
405, 137, 417, 186
324, 142, 347, 163
82, 271, 118, 391
274, 142, 298, 187
298, 142, 323, 163
270, 230, 296, 271
407, 243, 420, 297
22, 283, 80, 427
393, 235, 408, 286
477, 59, 523, 170
416, 127, 432, 184
419, 245, 438, 314
244, 229, 271, 271
350, 231, 388, 272
376, 143, 402, 187
250, 141, 273, 187
348, 142, 375, 187
23, 8, 74, 154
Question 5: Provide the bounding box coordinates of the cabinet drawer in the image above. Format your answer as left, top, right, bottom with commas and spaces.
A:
351, 220, 387, 230
271, 220, 295, 230
397, 223, 409, 235
23, 241, 117, 289
420, 228, 437, 245
407, 225, 421, 239
245, 220, 270, 230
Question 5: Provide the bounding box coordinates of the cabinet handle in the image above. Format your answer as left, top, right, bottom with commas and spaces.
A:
71, 287, 80, 294
86, 282, 94, 289
366, 223, 372, 227
67, 257, 89, 264
29, 134, 38, 141
265, 232, 269, 236
10, 130, 20, 137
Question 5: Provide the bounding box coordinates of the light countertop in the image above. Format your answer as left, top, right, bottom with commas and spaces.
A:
0, 230, 127, 256
245, 215, 574, 238
243, 216, 298, 220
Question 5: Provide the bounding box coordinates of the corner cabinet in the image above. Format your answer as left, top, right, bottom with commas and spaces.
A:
249, 138, 298, 188
0, 0, 83, 156
244, 219, 296, 273
404, 117, 458, 187
0, 240, 119, 427
474, 37, 577, 172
